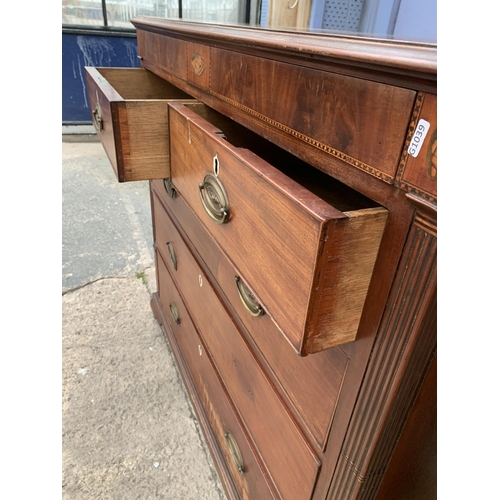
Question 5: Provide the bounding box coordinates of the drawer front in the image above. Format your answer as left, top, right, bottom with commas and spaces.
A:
157, 251, 276, 500
152, 189, 183, 275
210, 47, 416, 179
137, 31, 188, 81
153, 195, 320, 499
167, 102, 388, 354
152, 182, 350, 450
84, 67, 194, 182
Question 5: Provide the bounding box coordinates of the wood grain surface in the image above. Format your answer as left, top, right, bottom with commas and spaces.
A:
84, 67, 194, 182
168, 101, 388, 354
155, 204, 321, 500
210, 47, 416, 178
156, 251, 277, 500
151, 184, 349, 450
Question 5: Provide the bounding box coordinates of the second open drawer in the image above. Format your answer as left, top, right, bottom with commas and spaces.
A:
167, 102, 389, 355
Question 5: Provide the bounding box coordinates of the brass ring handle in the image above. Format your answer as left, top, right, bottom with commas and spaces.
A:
163, 178, 176, 199
169, 302, 180, 324
198, 173, 230, 225
92, 102, 103, 132
166, 242, 177, 271
235, 276, 264, 317
287, 0, 299, 8
224, 430, 245, 474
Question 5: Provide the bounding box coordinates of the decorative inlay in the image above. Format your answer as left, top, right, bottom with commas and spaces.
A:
209, 89, 395, 185
398, 182, 437, 205
343, 454, 367, 484
191, 52, 206, 76
396, 92, 425, 183
414, 211, 437, 238
426, 129, 437, 180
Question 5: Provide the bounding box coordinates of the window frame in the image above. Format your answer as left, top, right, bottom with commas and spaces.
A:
62, 0, 252, 33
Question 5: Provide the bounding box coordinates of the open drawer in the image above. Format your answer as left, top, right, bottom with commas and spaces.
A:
167, 102, 389, 356
84, 67, 195, 182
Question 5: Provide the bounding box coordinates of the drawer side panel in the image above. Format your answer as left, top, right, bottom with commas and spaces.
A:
304, 207, 389, 353
84, 67, 121, 179
168, 102, 329, 351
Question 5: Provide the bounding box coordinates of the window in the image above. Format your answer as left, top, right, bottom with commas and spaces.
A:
62, 0, 436, 43
62, 0, 248, 29
62, 0, 105, 26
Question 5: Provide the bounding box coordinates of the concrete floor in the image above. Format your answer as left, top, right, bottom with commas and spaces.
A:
62, 135, 227, 499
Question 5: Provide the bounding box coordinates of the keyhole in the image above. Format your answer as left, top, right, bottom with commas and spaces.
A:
213, 155, 219, 176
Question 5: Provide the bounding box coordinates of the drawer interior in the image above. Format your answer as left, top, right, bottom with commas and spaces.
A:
96, 67, 192, 100
184, 102, 379, 213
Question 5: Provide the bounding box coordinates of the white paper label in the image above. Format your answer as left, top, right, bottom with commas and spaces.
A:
408, 119, 430, 158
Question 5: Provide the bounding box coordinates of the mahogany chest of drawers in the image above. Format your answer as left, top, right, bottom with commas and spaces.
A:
85, 17, 436, 500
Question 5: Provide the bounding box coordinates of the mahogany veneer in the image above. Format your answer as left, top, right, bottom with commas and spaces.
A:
86, 16, 437, 500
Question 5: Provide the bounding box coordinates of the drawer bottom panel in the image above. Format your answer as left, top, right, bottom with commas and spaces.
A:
156, 249, 276, 500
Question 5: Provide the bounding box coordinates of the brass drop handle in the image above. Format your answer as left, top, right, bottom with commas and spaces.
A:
198, 173, 230, 225
166, 241, 177, 271
92, 101, 103, 132
163, 178, 176, 199
169, 302, 180, 324
235, 276, 264, 317
224, 430, 245, 474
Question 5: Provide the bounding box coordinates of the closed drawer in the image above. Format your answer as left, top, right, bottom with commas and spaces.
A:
84, 67, 194, 182
208, 47, 416, 179
157, 250, 276, 500
154, 193, 320, 500
167, 102, 389, 355
152, 182, 349, 450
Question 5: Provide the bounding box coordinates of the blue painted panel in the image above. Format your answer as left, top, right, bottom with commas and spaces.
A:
62, 33, 140, 123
